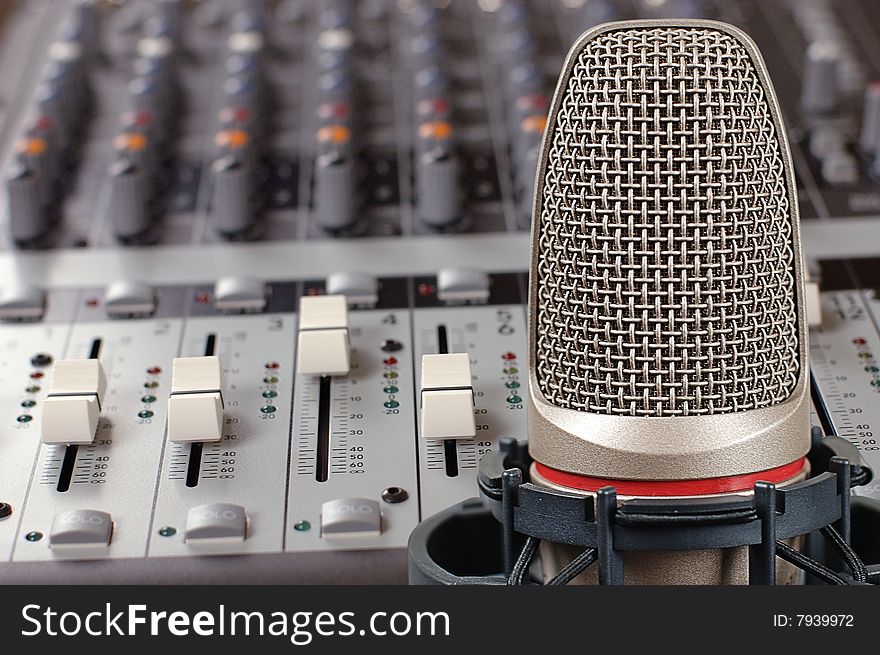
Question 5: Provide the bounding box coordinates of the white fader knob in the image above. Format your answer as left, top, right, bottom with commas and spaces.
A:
167, 356, 225, 443
42, 359, 108, 445
297, 295, 351, 376
420, 353, 476, 439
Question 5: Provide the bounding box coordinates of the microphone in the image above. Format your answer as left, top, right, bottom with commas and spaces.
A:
527, 19, 810, 584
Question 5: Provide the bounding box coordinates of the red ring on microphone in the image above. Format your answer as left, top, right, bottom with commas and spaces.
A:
533, 458, 808, 496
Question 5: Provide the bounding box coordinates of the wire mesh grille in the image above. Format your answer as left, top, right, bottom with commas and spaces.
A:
534, 26, 800, 416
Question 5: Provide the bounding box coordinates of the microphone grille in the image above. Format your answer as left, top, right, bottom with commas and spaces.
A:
533, 24, 801, 418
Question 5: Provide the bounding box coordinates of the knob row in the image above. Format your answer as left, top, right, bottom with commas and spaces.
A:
6, 6, 97, 245
108, 31, 182, 241
210, 5, 272, 239
312, 1, 362, 233
409, 1, 461, 229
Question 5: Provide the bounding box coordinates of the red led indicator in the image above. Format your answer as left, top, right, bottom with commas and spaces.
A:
417, 98, 451, 116
195, 292, 212, 305
418, 283, 434, 297
85, 297, 100, 307
854, 338, 867, 345
265, 361, 280, 370
383, 357, 398, 366
34, 115, 53, 131
318, 102, 349, 120
502, 352, 517, 361
220, 106, 251, 124
147, 366, 162, 375
306, 287, 321, 296
30, 371, 44, 379
122, 110, 153, 129
133, 110, 153, 127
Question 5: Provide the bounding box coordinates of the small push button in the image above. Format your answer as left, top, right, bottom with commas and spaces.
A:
49, 509, 112, 549
185, 503, 247, 543
105, 280, 156, 317
214, 276, 267, 313
436, 268, 490, 304
321, 498, 381, 537
0, 283, 45, 321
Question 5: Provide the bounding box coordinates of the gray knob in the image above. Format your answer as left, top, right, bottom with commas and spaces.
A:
801, 41, 840, 115
417, 147, 460, 227
212, 155, 253, 236
108, 159, 152, 240
6, 162, 49, 244
314, 154, 357, 232
859, 82, 880, 154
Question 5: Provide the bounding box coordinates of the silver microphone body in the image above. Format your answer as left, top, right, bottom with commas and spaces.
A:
527, 19, 810, 584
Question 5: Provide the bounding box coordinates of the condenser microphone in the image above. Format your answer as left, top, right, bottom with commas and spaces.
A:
527, 19, 810, 583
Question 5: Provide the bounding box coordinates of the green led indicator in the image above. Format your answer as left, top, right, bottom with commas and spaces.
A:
294, 520, 311, 532
261, 405, 277, 414
16, 415, 32, 423
384, 400, 400, 409
505, 381, 520, 389
138, 409, 154, 419
262, 390, 278, 399
20, 399, 36, 408
158, 526, 177, 537
25, 531, 42, 542
506, 395, 523, 404
872, 380, 880, 388
383, 386, 399, 394
866, 366, 880, 373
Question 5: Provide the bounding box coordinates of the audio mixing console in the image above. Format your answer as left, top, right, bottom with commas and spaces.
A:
1, 0, 880, 583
